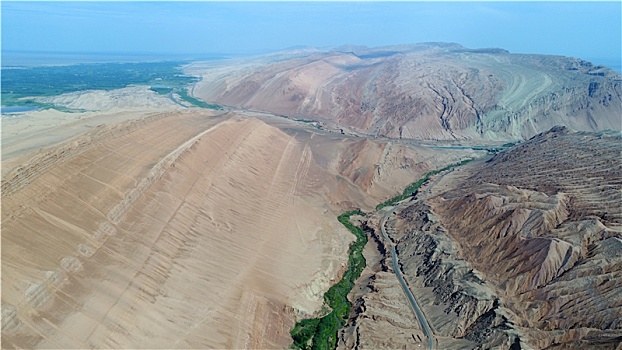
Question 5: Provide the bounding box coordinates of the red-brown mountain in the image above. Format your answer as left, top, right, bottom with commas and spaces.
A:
190, 43, 621, 142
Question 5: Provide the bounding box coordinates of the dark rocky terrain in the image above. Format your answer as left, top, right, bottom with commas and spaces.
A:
340, 127, 621, 349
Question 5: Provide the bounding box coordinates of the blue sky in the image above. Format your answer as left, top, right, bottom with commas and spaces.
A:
2, 1, 620, 62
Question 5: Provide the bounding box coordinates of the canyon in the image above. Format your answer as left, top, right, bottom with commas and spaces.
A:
2, 43, 621, 349
1, 107, 477, 348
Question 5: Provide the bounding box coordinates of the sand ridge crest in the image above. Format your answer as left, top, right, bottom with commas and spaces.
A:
1, 107, 479, 348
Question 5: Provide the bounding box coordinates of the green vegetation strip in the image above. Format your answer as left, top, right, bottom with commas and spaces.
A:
290, 159, 475, 349
177, 87, 223, 110
2, 61, 196, 103
375, 158, 473, 210
290, 209, 366, 350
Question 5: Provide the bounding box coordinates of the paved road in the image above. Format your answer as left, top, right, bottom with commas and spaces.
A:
379, 169, 455, 350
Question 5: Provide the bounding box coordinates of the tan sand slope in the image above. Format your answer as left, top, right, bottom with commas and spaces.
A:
32, 86, 183, 112
2, 85, 187, 176
1, 109, 477, 349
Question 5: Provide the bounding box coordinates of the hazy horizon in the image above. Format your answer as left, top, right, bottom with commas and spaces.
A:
2, 48, 620, 75
2, 2, 620, 63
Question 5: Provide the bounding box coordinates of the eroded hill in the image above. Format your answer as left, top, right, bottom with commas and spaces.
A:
189, 43, 621, 142
346, 127, 621, 349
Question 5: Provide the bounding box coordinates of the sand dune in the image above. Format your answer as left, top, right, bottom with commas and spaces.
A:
2, 86, 185, 176
33, 86, 183, 112
1, 107, 477, 348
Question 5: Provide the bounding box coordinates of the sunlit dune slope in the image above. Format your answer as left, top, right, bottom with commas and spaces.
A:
1, 85, 185, 175
189, 43, 622, 142
1, 110, 476, 349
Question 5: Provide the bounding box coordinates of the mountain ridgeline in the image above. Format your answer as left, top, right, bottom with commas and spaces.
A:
190, 43, 621, 142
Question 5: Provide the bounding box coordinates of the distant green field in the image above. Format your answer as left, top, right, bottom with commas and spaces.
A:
1, 61, 220, 110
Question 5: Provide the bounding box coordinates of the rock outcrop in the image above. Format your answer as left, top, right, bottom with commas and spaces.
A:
341, 127, 621, 349
429, 128, 622, 348
394, 202, 519, 348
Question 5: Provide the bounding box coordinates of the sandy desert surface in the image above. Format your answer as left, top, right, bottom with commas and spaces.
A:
1, 97, 478, 348
1, 86, 183, 175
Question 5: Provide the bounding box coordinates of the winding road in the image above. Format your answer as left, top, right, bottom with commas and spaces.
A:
379, 169, 455, 350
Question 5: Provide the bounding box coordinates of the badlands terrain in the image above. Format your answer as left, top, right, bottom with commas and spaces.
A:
2, 43, 621, 349
344, 127, 621, 349
189, 43, 621, 142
